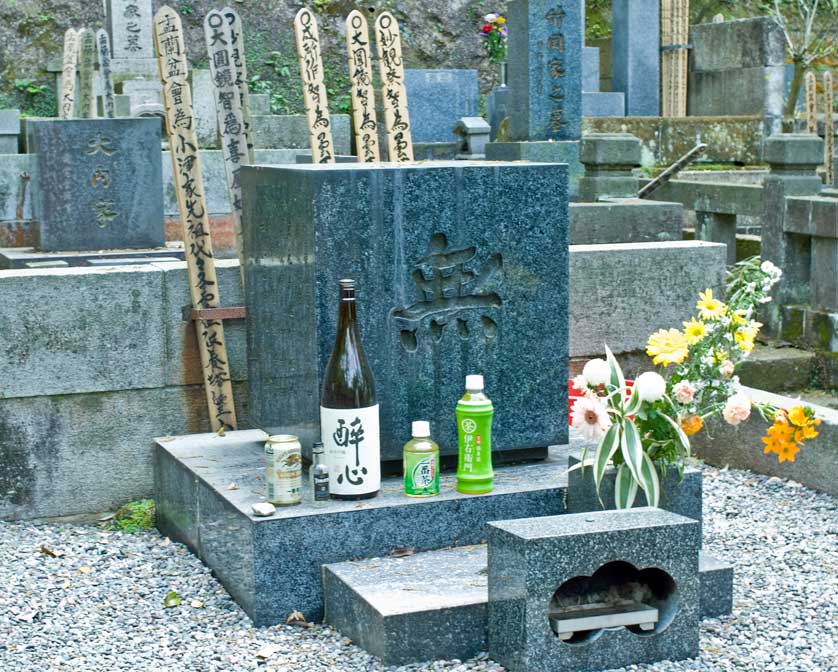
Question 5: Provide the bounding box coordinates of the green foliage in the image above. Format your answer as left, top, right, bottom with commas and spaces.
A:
14, 78, 47, 96
106, 499, 155, 534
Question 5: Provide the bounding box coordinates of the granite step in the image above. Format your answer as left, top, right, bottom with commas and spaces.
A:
323, 545, 733, 667
736, 344, 817, 393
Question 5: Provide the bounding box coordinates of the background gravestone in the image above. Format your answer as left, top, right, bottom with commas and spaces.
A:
242, 161, 570, 463
403, 70, 479, 143
105, 0, 158, 77
612, 0, 660, 116
27, 118, 165, 252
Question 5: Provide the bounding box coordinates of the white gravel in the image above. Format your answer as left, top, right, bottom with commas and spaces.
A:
0, 465, 835, 672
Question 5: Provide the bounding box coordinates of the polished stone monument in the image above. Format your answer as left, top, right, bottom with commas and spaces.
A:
612, 0, 660, 116
486, 0, 584, 198
404, 69, 479, 143
242, 161, 569, 463
26, 118, 165, 251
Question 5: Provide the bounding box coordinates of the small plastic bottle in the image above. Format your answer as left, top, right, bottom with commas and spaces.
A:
309, 441, 330, 507
403, 421, 440, 497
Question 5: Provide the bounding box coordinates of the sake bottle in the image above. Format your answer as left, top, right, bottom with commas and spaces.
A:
456, 374, 494, 494
320, 279, 381, 500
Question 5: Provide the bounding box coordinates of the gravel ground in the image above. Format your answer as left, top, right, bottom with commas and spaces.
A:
0, 466, 835, 672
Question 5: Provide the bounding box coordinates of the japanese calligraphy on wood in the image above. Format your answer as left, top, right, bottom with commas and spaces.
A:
77, 29, 97, 119
223, 7, 255, 163
294, 8, 335, 164
825, 71, 834, 186
60, 28, 79, 120
805, 70, 818, 135
374, 11, 413, 162
345, 10, 380, 163
154, 5, 238, 432
205, 9, 249, 271
97, 29, 116, 118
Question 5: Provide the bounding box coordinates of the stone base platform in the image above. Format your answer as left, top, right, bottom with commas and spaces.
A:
154, 430, 571, 626
485, 140, 583, 200
0, 245, 185, 269
324, 544, 732, 666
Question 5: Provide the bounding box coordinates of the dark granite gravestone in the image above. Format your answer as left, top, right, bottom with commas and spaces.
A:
507, 0, 582, 142
403, 69, 479, 143
612, 0, 660, 116
27, 118, 165, 251
241, 161, 569, 464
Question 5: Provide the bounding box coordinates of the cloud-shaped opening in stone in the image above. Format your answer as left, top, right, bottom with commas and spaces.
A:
548, 560, 679, 646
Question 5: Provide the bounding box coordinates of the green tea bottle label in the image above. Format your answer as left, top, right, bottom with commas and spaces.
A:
456, 375, 494, 495
403, 421, 440, 497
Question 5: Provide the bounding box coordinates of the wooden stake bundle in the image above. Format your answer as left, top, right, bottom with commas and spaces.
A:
60, 28, 79, 120
375, 12, 413, 162
77, 29, 97, 119
153, 6, 238, 432
676, 0, 690, 118
223, 7, 255, 163
660, 0, 689, 118
824, 71, 834, 185
294, 8, 336, 164
204, 9, 249, 271
806, 70, 818, 135
96, 29, 116, 119
345, 10, 381, 163
660, 0, 671, 117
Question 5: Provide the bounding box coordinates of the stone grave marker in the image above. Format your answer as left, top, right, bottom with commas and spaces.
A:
223, 7, 255, 163
345, 9, 381, 162
375, 12, 414, 162
404, 70, 478, 143
0, 110, 20, 153
60, 29, 79, 120
77, 29, 97, 119
108, 0, 153, 60
191, 69, 218, 148
612, 0, 660, 116
154, 5, 238, 432
27, 118, 164, 251
205, 9, 249, 267
242, 161, 570, 461
96, 29, 116, 118
294, 8, 335, 164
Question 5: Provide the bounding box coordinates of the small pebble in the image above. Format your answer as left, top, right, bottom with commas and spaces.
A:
251, 502, 277, 517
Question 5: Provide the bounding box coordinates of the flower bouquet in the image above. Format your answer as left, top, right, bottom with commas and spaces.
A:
570, 258, 821, 509
480, 13, 508, 63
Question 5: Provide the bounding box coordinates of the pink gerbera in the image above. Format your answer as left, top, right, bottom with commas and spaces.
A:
571, 397, 611, 441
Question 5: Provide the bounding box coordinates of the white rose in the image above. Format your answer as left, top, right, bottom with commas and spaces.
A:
582, 358, 611, 387
636, 371, 667, 403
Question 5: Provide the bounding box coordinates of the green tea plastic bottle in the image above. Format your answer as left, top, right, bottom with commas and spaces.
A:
456, 375, 494, 494
403, 421, 440, 497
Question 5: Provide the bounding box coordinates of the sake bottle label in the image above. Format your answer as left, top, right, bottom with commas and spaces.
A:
320, 404, 381, 495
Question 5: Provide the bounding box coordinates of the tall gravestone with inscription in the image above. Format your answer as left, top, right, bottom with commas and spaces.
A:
486, 0, 584, 198
242, 161, 569, 463
106, 0, 157, 78
26, 118, 164, 251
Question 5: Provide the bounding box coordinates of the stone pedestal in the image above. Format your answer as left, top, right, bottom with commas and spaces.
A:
488, 508, 700, 672
578, 132, 641, 201
26, 118, 165, 252
241, 161, 570, 461
154, 431, 571, 625
0, 109, 20, 154
485, 141, 582, 200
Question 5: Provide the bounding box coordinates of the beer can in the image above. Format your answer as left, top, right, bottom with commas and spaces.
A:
264, 435, 303, 506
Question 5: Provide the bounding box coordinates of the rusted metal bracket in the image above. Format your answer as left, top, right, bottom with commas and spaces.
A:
182, 305, 247, 322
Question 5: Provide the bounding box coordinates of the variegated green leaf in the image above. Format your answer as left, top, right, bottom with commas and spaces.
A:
620, 419, 645, 485
604, 345, 626, 398
624, 383, 642, 417
639, 451, 662, 507
614, 463, 639, 509
660, 411, 692, 457
593, 423, 621, 501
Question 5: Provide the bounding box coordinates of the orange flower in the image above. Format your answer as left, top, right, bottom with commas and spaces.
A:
681, 415, 704, 436
777, 442, 800, 463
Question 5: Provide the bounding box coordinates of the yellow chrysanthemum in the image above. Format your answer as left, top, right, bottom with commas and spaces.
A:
646, 328, 689, 367
494, 16, 506, 24
696, 289, 726, 320
682, 318, 707, 345
735, 330, 756, 353
732, 310, 750, 326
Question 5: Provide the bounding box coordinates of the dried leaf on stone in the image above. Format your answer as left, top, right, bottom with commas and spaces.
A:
77, 565, 92, 574
227, 482, 239, 491
98, 513, 115, 522
16, 610, 38, 623
40, 545, 64, 558
255, 643, 281, 659
386, 547, 415, 558
163, 591, 182, 608
190, 599, 205, 609
286, 610, 308, 627
217, 426, 226, 437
